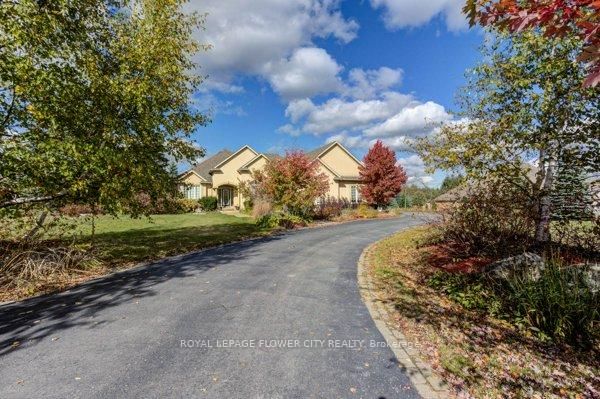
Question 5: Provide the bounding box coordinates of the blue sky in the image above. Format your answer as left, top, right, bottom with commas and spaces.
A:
185, 0, 483, 187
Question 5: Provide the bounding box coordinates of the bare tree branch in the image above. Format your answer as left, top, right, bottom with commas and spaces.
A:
0, 190, 67, 208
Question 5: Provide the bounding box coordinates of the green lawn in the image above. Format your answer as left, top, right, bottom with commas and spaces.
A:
68, 212, 273, 264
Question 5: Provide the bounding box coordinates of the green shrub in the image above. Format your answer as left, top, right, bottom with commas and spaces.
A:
256, 214, 279, 229
277, 214, 308, 229
499, 261, 599, 346
429, 261, 599, 346
255, 213, 308, 229
198, 196, 218, 211
355, 203, 378, 219
428, 272, 502, 314
176, 198, 199, 213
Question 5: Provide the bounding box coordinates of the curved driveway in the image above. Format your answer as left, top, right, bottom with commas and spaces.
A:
0, 215, 430, 398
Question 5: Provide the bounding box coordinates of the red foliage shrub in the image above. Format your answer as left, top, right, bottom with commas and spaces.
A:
252, 150, 329, 216
313, 197, 350, 220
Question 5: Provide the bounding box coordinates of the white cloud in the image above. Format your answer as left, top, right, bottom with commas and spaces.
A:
344, 67, 403, 99
193, 93, 247, 117
286, 92, 415, 134
326, 133, 371, 149
264, 47, 343, 100
364, 101, 451, 137
369, 0, 467, 32
277, 123, 303, 137
285, 98, 317, 123
327, 133, 413, 152
198, 80, 245, 94
398, 154, 435, 185
185, 0, 358, 92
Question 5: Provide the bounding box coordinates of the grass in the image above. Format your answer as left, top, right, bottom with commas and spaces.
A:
68, 212, 272, 264
366, 227, 600, 398
1, 212, 274, 301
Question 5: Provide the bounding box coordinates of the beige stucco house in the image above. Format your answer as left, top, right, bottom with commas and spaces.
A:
178, 141, 363, 210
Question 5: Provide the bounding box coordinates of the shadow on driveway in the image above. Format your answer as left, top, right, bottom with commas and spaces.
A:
0, 235, 283, 357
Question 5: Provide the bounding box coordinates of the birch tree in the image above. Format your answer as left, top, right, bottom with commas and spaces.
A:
416, 31, 599, 246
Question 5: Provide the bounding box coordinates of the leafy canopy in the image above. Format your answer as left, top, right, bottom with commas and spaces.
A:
415, 31, 599, 243
0, 0, 208, 216
464, 0, 600, 87
359, 140, 407, 207
250, 151, 329, 216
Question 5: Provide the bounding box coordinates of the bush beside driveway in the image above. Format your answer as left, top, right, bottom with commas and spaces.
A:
364, 226, 599, 398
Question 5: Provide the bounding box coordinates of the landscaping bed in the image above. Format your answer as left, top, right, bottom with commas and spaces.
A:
365, 227, 599, 398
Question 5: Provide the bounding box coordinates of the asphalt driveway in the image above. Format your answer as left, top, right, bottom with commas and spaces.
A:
0, 215, 431, 398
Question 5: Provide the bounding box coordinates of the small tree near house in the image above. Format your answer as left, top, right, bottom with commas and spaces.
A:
359, 140, 408, 209
250, 151, 329, 217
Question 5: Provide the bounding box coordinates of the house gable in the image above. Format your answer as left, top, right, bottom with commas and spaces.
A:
238, 154, 269, 172
179, 170, 206, 185
212, 145, 258, 172
211, 146, 258, 188
316, 142, 362, 177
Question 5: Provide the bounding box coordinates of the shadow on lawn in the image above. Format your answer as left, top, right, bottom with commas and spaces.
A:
88, 222, 271, 263
0, 234, 283, 357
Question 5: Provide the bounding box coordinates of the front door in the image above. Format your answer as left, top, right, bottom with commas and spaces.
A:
218, 187, 233, 207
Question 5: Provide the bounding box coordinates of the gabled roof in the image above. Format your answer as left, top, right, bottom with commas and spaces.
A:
211, 145, 258, 172
315, 158, 340, 178
306, 143, 333, 160
434, 165, 541, 203
307, 141, 363, 166
434, 185, 471, 203
238, 154, 267, 171
180, 141, 362, 183
262, 153, 282, 160
184, 149, 233, 183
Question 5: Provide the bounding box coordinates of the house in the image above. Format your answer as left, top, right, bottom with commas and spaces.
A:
178, 141, 363, 210
433, 165, 539, 211
433, 185, 471, 212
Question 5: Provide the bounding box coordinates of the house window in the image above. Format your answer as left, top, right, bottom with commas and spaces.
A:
184, 185, 201, 199
351, 185, 360, 203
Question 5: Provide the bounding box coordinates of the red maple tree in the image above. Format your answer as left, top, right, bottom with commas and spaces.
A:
359, 140, 407, 208
464, 0, 600, 87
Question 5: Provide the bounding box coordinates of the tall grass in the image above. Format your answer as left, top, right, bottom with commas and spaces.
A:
499, 260, 599, 346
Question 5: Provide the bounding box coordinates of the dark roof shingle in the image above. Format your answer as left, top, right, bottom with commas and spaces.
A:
190, 149, 233, 182
306, 143, 333, 160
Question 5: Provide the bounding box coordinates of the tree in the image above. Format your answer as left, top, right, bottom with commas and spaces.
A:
0, 0, 208, 218
251, 151, 329, 216
464, 0, 600, 87
551, 164, 594, 221
440, 175, 464, 193
359, 140, 407, 208
395, 185, 441, 208
415, 31, 599, 245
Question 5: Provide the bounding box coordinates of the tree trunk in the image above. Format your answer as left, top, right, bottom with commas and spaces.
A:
23, 211, 48, 241
535, 157, 555, 246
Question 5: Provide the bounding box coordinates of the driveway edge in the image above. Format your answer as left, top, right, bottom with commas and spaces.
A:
357, 238, 450, 399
